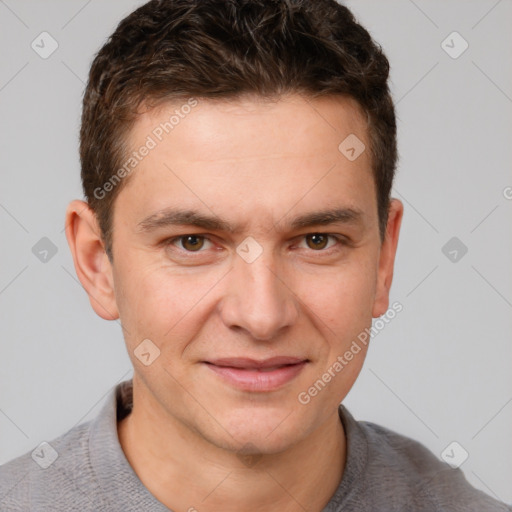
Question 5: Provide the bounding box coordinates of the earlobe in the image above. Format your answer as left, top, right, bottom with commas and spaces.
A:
64, 200, 119, 321
372, 198, 404, 318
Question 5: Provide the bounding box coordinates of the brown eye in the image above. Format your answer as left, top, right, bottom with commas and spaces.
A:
305, 234, 329, 250
180, 235, 205, 251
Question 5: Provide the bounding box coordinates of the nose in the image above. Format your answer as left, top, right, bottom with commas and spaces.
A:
219, 250, 299, 341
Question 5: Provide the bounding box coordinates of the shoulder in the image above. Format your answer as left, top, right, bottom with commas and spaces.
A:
355, 416, 511, 511
0, 420, 107, 511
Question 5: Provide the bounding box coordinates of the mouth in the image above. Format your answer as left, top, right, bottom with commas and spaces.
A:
203, 357, 309, 392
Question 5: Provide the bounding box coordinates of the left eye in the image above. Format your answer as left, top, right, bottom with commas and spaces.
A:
300, 234, 338, 251
172, 235, 213, 252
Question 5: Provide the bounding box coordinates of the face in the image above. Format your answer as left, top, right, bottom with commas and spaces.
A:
71, 94, 402, 454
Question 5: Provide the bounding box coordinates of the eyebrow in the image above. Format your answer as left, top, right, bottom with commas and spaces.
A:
136, 207, 364, 234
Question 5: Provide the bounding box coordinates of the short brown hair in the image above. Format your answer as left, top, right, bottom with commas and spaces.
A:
80, 0, 396, 259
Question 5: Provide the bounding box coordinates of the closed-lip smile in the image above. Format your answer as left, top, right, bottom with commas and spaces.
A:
203, 356, 309, 391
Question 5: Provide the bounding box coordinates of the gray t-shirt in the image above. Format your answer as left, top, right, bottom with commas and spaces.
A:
1, 379, 510, 511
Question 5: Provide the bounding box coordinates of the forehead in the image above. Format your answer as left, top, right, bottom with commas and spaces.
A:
116, 94, 376, 229
131, 94, 369, 166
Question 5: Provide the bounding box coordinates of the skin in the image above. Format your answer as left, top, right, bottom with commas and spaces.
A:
65, 93, 403, 512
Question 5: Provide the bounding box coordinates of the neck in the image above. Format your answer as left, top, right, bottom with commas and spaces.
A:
117, 379, 346, 512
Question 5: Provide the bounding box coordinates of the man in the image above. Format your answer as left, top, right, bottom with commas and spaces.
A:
1, 0, 510, 510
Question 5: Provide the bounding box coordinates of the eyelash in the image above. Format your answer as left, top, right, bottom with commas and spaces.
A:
164, 233, 348, 256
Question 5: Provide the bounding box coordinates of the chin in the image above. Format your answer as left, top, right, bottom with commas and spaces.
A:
223, 431, 297, 458
218, 407, 308, 453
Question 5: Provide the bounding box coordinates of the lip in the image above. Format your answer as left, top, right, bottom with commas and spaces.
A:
203, 357, 309, 392
207, 356, 307, 369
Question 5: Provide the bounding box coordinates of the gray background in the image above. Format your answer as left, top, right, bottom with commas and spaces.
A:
1, 0, 511, 504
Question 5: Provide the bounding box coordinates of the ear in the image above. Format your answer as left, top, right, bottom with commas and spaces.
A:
64, 200, 119, 320
372, 198, 403, 317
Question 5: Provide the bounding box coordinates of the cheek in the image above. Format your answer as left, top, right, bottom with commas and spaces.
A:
295, 256, 378, 338
292, 261, 377, 402
113, 258, 225, 348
